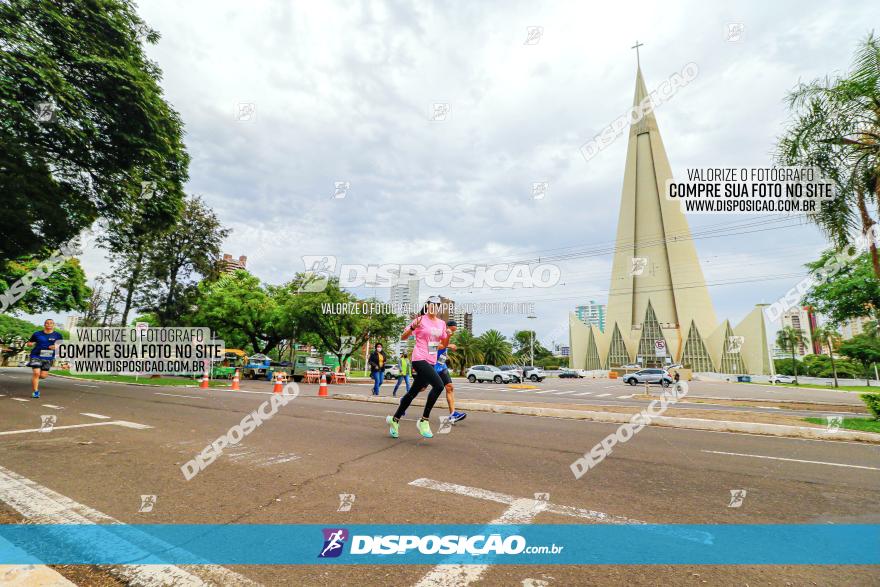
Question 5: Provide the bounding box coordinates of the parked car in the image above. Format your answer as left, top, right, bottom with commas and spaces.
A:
522, 366, 546, 382
576, 369, 592, 377
769, 374, 794, 384
467, 365, 513, 384
385, 364, 401, 379
499, 365, 524, 383
621, 368, 674, 386
558, 368, 582, 379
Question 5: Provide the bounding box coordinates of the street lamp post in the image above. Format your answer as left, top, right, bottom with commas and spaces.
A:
527, 313, 537, 366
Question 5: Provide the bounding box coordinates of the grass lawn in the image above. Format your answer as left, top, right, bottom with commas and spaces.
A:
52, 370, 229, 388
803, 417, 880, 433
745, 381, 878, 393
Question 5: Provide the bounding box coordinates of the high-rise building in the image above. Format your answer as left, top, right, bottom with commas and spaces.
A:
575, 301, 606, 332
64, 315, 79, 333
220, 254, 248, 274
780, 307, 816, 357
569, 64, 771, 374
840, 316, 873, 340
452, 305, 473, 334
389, 270, 420, 316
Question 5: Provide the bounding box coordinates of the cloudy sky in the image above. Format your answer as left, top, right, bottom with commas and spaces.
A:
56, 0, 877, 346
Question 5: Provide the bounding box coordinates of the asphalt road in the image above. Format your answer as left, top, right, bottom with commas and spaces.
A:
0, 369, 878, 586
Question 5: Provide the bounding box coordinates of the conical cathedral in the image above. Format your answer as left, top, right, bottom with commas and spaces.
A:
570, 66, 772, 375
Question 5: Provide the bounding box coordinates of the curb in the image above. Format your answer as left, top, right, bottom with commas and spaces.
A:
331, 393, 880, 444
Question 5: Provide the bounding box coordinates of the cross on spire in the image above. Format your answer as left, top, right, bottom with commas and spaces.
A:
631, 40, 644, 67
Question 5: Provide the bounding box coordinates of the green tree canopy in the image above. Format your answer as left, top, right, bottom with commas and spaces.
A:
476, 329, 512, 366
0, 255, 90, 315
0, 0, 189, 267
804, 250, 880, 325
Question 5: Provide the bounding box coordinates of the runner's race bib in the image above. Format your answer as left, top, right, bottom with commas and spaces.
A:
39, 349, 53, 358
427, 341, 439, 359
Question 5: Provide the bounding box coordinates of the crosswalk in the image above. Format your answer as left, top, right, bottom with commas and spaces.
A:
453, 384, 640, 401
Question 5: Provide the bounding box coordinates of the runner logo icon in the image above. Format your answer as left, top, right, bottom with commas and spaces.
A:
319, 528, 349, 558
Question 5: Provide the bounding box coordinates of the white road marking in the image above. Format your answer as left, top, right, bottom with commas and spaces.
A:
0, 421, 151, 436
553, 391, 577, 395
74, 383, 99, 388
80, 413, 110, 419
0, 464, 258, 586
702, 450, 880, 471
42, 404, 64, 409
595, 393, 611, 397
11, 398, 28, 402
324, 410, 385, 419
617, 395, 634, 399
155, 392, 204, 399
409, 478, 706, 587
573, 392, 593, 396
535, 390, 556, 394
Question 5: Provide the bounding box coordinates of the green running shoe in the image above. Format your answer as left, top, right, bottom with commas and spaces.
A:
417, 418, 433, 438
386, 415, 399, 438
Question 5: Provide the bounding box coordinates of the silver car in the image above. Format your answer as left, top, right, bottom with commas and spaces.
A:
467, 365, 513, 384
622, 368, 673, 386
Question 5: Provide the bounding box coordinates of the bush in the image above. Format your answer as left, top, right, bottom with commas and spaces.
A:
862, 394, 880, 420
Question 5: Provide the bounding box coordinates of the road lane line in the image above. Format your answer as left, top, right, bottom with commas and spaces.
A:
155, 392, 204, 400
0, 464, 259, 587
74, 383, 99, 388
410, 478, 702, 587
535, 390, 557, 394
80, 413, 110, 419
617, 395, 634, 399
0, 421, 152, 436
11, 398, 28, 402
42, 404, 64, 409
324, 410, 386, 419
595, 393, 611, 397
702, 450, 880, 471
553, 391, 577, 395
574, 392, 593, 396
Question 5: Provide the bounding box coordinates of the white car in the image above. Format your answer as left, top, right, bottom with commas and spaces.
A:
467, 365, 513, 384
769, 374, 794, 384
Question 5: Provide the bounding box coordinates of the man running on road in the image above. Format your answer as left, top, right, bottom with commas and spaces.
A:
437, 320, 466, 424
25, 319, 63, 398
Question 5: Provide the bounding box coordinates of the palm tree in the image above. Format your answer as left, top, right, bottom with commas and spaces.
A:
476, 329, 512, 366
447, 329, 482, 376
776, 32, 880, 278
776, 326, 806, 385
812, 325, 842, 388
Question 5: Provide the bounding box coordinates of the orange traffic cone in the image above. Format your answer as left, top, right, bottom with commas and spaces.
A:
273, 372, 283, 394
318, 373, 328, 396
199, 369, 210, 389
231, 369, 240, 391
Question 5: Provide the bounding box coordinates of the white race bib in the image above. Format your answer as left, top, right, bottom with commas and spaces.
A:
39, 349, 53, 358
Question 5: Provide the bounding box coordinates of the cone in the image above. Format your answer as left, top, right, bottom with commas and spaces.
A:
273, 372, 283, 394
318, 373, 328, 396
231, 369, 240, 391
199, 370, 210, 389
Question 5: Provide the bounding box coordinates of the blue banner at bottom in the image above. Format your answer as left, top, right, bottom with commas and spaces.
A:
0, 524, 877, 565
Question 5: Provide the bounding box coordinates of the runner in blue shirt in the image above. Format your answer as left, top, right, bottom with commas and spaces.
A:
436, 320, 466, 424
26, 319, 63, 398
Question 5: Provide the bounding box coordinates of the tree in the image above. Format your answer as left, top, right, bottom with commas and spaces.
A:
0, 255, 90, 315
191, 271, 296, 355
0, 314, 38, 365
137, 196, 229, 325
511, 330, 551, 362
776, 32, 880, 278
839, 333, 880, 386
804, 250, 880, 325
812, 325, 842, 387
447, 329, 481, 376
476, 329, 512, 366
294, 278, 405, 369
776, 326, 805, 385
0, 0, 189, 268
